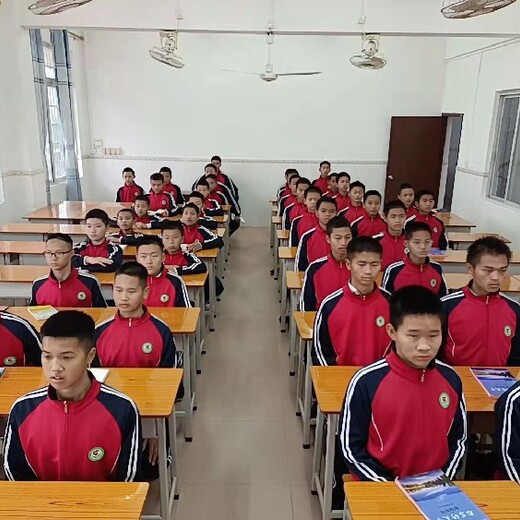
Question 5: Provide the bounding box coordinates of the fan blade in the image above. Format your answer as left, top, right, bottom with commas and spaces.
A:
276, 71, 322, 76
221, 69, 260, 76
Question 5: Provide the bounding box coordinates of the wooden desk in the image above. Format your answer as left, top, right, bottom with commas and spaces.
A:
448, 231, 510, 250
24, 201, 126, 222
436, 212, 475, 232
278, 246, 297, 333
0, 481, 149, 519
277, 229, 290, 242
345, 480, 520, 519
272, 216, 282, 225
285, 271, 305, 374
433, 250, 520, 274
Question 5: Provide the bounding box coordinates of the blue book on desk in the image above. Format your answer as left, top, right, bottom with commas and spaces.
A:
471, 367, 517, 398
429, 248, 446, 256
396, 470, 488, 520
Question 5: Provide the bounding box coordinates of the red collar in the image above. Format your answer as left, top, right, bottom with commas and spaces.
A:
344, 280, 379, 302
403, 254, 430, 271
328, 253, 347, 268
114, 307, 151, 327
386, 349, 435, 383
49, 267, 78, 285
48, 373, 101, 411
463, 283, 501, 303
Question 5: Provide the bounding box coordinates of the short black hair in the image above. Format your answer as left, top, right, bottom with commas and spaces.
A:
316, 196, 338, 211
347, 236, 382, 259
389, 285, 444, 330
161, 220, 184, 234
205, 173, 217, 181
296, 177, 311, 188
326, 216, 351, 235
320, 161, 331, 168
136, 235, 164, 252
159, 166, 172, 174
205, 163, 217, 172
337, 172, 351, 182
134, 195, 150, 206
85, 208, 109, 226
122, 167, 135, 175
364, 190, 382, 203
285, 168, 298, 177
329, 172, 338, 181
183, 202, 201, 215
289, 173, 301, 183
349, 180, 365, 191
383, 200, 407, 216
195, 179, 210, 189
117, 207, 137, 218
398, 183, 414, 193
115, 261, 148, 289
41, 311, 95, 352
189, 191, 205, 201
211, 155, 222, 162
150, 172, 165, 182
304, 186, 322, 198
404, 220, 431, 240
46, 232, 73, 248
415, 189, 435, 203
467, 236, 512, 267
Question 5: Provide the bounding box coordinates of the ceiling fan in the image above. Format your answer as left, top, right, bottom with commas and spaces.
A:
441, 0, 518, 18
350, 34, 386, 70
222, 29, 322, 82
28, 0, 93, 15
149, 31, 185, 68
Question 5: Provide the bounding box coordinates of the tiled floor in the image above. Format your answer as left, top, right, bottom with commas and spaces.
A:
172, 227, 321, 520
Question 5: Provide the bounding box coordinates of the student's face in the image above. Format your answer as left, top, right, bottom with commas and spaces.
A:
347, 252, 381, 292
385, 208, 406, 234
134, 200, 149, 217
123, 172, 135, 186
387, 315, 442, 370
150, 180, 164, 194
196, 185, 210, 199
207, 178, 217, 192
417, 194, 435, 214
113, 273, 148, 315
205, 167, 217, 177
338, 177, 350, 194
136, 244, 164, 277
468, 253, 508, 295
161, 170, 172, 183
188, 197, 204, 212
328, 177, 338, 192
85, 218, 107, 243
290, 178, 299, 195
327, 227, 352, 259
296, 183, 310, 202
304, 193, 321, 213
350, 187, 364, 204
320, 164, 331, 177
182, 208, 199, 227
162, 229, 183, 253
364, 195, 381, 217
317, 202, 337, 227
42, 337, 96, 395
44, 238, 73, 270
405, 230, 432, 261
211, 159, 222, 172
398, 188, 414, 209
117, 211, 135, 231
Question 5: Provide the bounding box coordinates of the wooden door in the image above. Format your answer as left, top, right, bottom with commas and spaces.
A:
384, 116, 448, 202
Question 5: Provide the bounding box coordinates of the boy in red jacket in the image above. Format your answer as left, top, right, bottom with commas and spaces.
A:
133, 196, 164, 229
194, 180, 224, 216
115, 167, 144, 203
283, 177, 311, 230
0, 310, 42, 367
312, 160, 331, 193
107, 208, 143, 246
148, 173, 177, 216
324, 172, 338, 197
206, 174, 228, 206
277, 169, 299, 201
181, 203, 224, 251
351, 190, 386, 237
374, 200, 407, 270
397, 182, 417, 221
343, 180, 365, 222
333, 172, 351, 213
412, 189, 448, 250
4, 310, 142, 481
278, 173, 300, 217
289, 186, 322, 247
159, 166, 184, 206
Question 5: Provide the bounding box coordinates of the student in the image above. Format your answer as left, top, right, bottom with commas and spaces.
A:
278, 172, 300, 217
333, 172, 351, 213
133, 195, 164, 229
295, 196, 338, 272
3, 310, 141, 481
382, 221, 448, 297
107, 208, 143, 245
0, 310, 42, 366
186, 192, 218, 230
343, 180, 365, 222
374, 200, 407, 270
115, 167, 144, 203
277, 168, 299, 200
323, 172, 338, 197
32, 233, 107, 307
289, 186, 322, 247
351, 190, 386, 237
397, 182, 417, 221
338, 285, 467, 482
194, 180, 224, 216
312, 160, 331, 193
136, 236, 191, 308
206, 173, 228, 206
211, 155, 239, 200
161, 221, 207, 275
181, 203, 224, 251
283, 177, 311, 230
300, 216, 352, 311
412, 189, 448, 250
148, 173, 177, 216
158, 166, 184, 206
73, 209, 123, 273
312, 236, 390, 366
441, 237, 520, 366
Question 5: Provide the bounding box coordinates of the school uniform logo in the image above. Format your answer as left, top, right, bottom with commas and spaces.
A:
142, 342, 154, 354
162, 199, 167, 205
77, 291, 87, 301
134, 191, 139, 197
375, 316, 386, 327
88, 447, 105, 462
3, 356, 16, 366
160, 294, 170, 303
433, 227, 438, 233
505, 325, 513, 337
430, 279, 437, 288
439, 392, 450, 409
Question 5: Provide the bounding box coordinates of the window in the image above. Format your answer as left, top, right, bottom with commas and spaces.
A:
489, 93, 520, 205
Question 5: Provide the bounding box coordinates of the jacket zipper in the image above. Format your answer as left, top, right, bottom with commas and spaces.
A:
63, 401, 69, 478
420, 370, 426, 383
486, 296, 490, 360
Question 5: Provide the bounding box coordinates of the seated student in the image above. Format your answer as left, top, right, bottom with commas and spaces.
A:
181, 203, 224, 251
300, 216, 352, 311
136, 236, 191, 308
32, 233, 107, 307
351, 190, 386, 237
374, 200, 407, 270
148, 173, 177, 216
296, 196, 338, 272
283, 177, 311, 230
312, 236, 390, 366
412, 189, 448, 250
289, 186, 322, 247
73, 209, 123, 273
186, 192, 218, 230
107, 208, 143, 245
194, 179, 224, 216
333, 172, 351, 213
277, 168, 299, 200
323, 172, 338, 197
161, 221, 207, 275
211, 155, 239, 200
159, 166, 184, 206
338, 285, 467, 482
278, 172, 300, 217
397, 182, 418, 221
0, 310, 42, 366
382, 221, 448, 297
441, 236, 520, 366
4, 310, 141, 481
343, 180, 365, 222
133, 195, 164, 229
312, 160, 331, 193
116, 167, 144, 203
206, 173, 228, 206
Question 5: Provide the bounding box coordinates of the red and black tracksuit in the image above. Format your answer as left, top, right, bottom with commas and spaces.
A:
381, 255, 448, 297
312, 282, 391, 366
313, 177, 329, 193
106, 230, 144, 246
289, 211, 318, 247
405, 206, 418, 222
411, 212, 448, 250
300, 254, 349, 311
351, 214, 386, 238
3, 375, 141, 481
295, 225, 330, 272
0, 311, 42, 367
203, 198, 224, 217
148, 191, 177, 215
183, 224, 223, 250
164, 250, 207, 276
209, 191, 227, 206
283, 201, 306, 230
73, 240, 123, 273
135, 214, 164, 229
163, 182, 185, 206
193, 172, 239, 201
277, 184, 291, 201
342, 204, 365, 223
338, 350, 467, 481
116, 183, 144, 203
144, 267, 191, 308
278, 194, 296, 217
441, 284, 520, 366
374, 230, 406, 270
333, 193, 351, 213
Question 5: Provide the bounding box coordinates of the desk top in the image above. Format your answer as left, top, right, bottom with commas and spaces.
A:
272, 216, 282, 224
293, 311, 316, 341
277, 229, 290, 241
0, 481, 149, 519
0, 223, 55, 234
279, 246, 297, 260
286, 270, 304, 290
433, 250, 520, 265
0, 367, 182, 417
448, 231, 511, 244
436, 212, 475, 228
345, 480, 519, 519
24, 202, 127, 221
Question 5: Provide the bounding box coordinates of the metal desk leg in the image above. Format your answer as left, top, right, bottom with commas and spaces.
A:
302, 340, 313, 449
322, 414, 338, 520
273, 233, 280, 278
280, 259, 287, 332
270, 217, 275, 249
312, 406, 325, 494
156, 418, 170, 520
208, 259, 216, 332
181, 335, 193, 442
289, 289, 299, 375
168, 410, 179, 500
190, 334, 198, 412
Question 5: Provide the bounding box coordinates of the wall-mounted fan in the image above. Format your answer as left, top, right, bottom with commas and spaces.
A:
149, 31, 185, 68
28, 0, 93, 15
441, 0, 518, 18
350, 34, 386, 70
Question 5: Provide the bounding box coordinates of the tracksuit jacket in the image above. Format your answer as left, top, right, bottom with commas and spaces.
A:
164, 250, 207, 276
300, 254, 350, 311
183, 224, 223, 250
441, 284, 520, 366
411, 212, 448, 250
31, 268, 107, 308
351, 214, 386, 238
290, 211, 318, 247
73, 240, 123, 273
209, 191, 227, 207
135, 214, 164, 229
382, 255, 448, 297
116, 183, 144, 203
333, 193, 351, 213
277, 184, 291, 201
0, 311, 42, 367
3, 375, 141, 481
278, 194, 296, 217
342, 204, 365, 223
193, 172, 239, 201
148, 191, 177, 215
283, 201, 307, 231
203, 199, 224, 217
312, 282, 391, 366
405, 206, 418, 222
374, 230, 406, 270
143, 267, 191, 308
312, 176, 329, 194
295, 225, 330, 272
106, 229, 144, 246
163, 182, 185, 206
338, 350, 467, 481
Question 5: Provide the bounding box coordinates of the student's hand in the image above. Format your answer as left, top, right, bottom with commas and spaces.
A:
85, 256, 114, 266
157, 209, 169, 216
135, 222, 146, 229
188, 241, 202, 253
143, 438, 159, 466
106, 235, 120, 243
